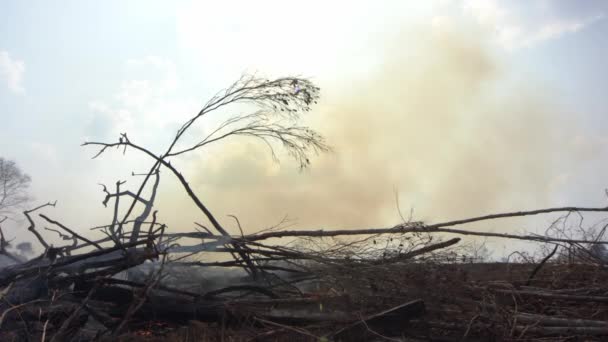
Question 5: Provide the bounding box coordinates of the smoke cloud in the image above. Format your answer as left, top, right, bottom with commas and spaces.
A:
158, 25, 571, 235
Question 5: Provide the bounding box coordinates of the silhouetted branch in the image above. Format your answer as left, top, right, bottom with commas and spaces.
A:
39, 214, 102, 250
23, 201, 56, 250
129, 169, 160, 246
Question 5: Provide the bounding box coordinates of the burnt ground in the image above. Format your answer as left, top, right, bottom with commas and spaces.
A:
20, 261, 602, 342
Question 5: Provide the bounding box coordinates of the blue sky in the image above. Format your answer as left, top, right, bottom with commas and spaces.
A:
2, 1, 608, 251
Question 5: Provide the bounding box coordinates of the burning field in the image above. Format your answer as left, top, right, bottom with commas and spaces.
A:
2, 75, 608, 341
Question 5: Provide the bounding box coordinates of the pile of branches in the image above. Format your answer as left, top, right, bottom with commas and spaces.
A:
1, 75, 608, 341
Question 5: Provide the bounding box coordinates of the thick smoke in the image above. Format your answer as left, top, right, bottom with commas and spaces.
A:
159, 26, 570, 235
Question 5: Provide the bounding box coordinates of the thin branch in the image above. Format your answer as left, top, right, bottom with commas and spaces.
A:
39, 214, 102, 250
202, 285, 279, 300
372, 237, 461, 264
23, 201, 56, 250
129, 169, 160, 246
83, 139, 260, 277
526, 244, 559, 286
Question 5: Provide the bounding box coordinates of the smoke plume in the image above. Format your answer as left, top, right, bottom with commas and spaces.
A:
159, 25, 570, 235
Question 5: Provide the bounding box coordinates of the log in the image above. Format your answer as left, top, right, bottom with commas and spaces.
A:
333, 299, 425, 341
515, 313, 608, 328
372, 238, 460, 264
493, 289, 608, 303
263, 308, 351, 323
514, 325, 608, 336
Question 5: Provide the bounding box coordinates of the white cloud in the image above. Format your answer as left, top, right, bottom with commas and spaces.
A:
116, 56, 179, 111
0, 50, 25, 93
125, 56, 178, 94
86, 56, 199, 143
27, 142, 59, 167
87, 101, 135, 137
460, 1, 606, 50
525, 14, 605, 46
569, 134, 608, 162
463, 0, 507, 26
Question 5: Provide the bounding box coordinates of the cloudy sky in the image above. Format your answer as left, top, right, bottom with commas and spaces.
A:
1, 1, 608, 251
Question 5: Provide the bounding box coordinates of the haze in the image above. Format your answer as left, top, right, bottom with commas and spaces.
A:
1, 1, 608, 252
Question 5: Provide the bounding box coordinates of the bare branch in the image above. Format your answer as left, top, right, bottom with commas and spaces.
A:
39, 214, 102, 250
23, 201, 56, 250
129, 169, 160, 245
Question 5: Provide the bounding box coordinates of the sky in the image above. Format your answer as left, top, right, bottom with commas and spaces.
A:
1, 0, 608, 254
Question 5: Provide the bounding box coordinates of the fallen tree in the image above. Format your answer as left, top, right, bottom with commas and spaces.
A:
1, 75, 608, 341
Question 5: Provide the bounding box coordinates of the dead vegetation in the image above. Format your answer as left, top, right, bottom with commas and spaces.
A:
1, 75, 608, 341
